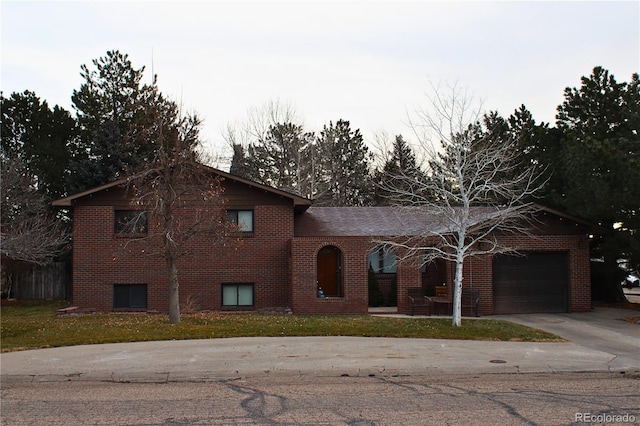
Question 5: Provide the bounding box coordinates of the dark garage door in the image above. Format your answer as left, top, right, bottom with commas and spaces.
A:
493, 252, 569, 314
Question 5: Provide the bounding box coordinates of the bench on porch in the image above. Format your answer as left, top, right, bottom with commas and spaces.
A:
433, 289, 480, 317
408, 287, 480, 317
407, 287, 431, 316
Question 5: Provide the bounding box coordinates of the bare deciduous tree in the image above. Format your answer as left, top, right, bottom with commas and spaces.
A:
124, 111, 238, 324
223, 99, 304, 169
1, 156, 69, 265
377, 83, 546, 326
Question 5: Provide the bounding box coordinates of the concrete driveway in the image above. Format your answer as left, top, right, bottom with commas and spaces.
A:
1, 307, 638, 382
496, 307, 640, 372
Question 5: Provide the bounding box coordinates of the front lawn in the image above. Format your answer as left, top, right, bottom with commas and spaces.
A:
0, 300, 563, 352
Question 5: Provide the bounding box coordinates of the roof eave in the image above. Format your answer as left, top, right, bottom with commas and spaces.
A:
534, 204, 612, 235
214, 168, 312, 208
52, 178, 129, 207
52, 167, 313, 209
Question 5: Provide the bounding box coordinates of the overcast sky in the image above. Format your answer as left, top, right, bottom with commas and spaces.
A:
2, 1, 639, 162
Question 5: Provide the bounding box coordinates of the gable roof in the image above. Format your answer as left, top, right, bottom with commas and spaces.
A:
52, 166, 312, 212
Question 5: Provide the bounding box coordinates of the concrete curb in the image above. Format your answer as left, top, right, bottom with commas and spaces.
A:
0, 336, 631, 383
2, 308, 638, 382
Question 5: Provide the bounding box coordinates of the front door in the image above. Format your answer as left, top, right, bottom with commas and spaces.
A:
317, 246, 342, 297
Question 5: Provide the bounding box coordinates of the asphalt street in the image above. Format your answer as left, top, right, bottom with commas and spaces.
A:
1, 306, 639, 426
2, 372, 639, 425
1, 307, 638, 382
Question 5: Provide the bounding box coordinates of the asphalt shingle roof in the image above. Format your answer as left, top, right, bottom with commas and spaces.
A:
293, 204, 608, 238
294, 206, 470, 237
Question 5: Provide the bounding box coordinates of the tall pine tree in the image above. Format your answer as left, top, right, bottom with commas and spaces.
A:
373, 135, 427, 205
1, 90, 77, 199
314, 119, 374, 206
552, 67, 640, 300
69, 50, 173, 192
230, 122, 316, 197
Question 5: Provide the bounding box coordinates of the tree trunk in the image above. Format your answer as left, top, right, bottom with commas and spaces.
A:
167, 258, 181, 324
452, 251, 464, 327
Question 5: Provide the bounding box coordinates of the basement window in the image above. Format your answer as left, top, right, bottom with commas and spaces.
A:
222, 283, 254, 308
113, 284, 147, 310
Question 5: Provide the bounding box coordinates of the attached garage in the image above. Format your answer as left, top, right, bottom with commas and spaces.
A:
493, 252, 569, 314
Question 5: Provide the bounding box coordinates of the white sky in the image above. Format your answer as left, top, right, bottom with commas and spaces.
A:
2, 1, 639, 164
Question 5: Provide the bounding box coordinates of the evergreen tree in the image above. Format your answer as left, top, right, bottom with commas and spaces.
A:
69, 50, 171, 192
1, 91, 77, 199
554, 67, 639, 227
243, 122, 315, 195
229, 143, 252, 180
314, 119, 374, 206
550, 67, 640, 300
462, 110, 543, 205
230, 118, 374, 205
373, 135, 427, 205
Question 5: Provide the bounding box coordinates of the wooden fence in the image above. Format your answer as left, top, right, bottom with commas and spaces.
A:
3, 261, 71, 300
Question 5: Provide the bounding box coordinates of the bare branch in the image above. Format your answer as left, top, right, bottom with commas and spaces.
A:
1, 157, 69, 264
223, 98, 304, 149
120, 109, 239, 323
377, 82, 546, 326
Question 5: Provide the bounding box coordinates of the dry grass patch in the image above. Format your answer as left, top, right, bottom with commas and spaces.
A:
1, 300, 563, 352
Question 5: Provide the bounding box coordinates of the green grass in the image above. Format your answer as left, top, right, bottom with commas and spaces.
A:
0, 300, 563, 352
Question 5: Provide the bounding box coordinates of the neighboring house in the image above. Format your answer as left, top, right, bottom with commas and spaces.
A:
53, 166, 600, 316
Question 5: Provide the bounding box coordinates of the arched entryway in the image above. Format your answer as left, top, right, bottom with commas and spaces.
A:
317, 245, 343, 297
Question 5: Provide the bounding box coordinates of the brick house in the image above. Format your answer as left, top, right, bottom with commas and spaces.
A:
53, 166, 598, 316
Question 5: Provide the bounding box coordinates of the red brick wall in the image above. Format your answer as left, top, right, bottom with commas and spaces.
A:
71, 196, 592, 316
446, 234, 593, 316
291, 233, 592, 316
71, 203, 294, 313
395, 255, 422, 315
291, 238, 375, 314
